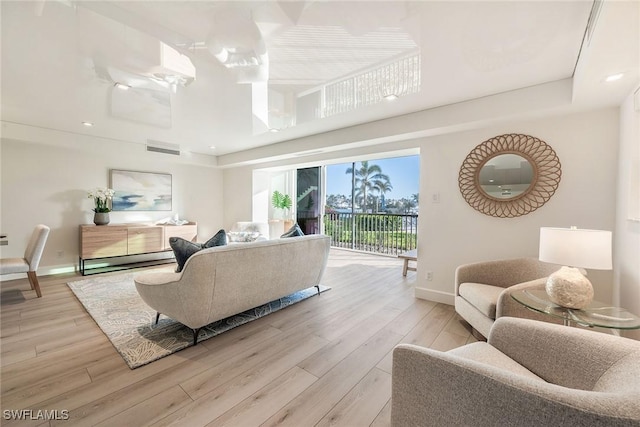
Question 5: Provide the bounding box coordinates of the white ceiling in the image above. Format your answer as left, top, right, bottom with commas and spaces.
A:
1, 1, 638, 161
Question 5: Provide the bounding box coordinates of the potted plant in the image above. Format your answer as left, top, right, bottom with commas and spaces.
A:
88, 187, 115, 225
271, 190, 294, 230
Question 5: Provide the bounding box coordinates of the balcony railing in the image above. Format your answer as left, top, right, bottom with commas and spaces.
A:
324, 52, 421, 118
323, 213, 418, 256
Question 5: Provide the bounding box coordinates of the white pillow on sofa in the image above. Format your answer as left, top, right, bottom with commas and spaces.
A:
227, 231, 261, 243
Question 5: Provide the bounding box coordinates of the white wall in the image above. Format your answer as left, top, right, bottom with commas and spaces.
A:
223, 167, 295, 238
615, 87, 640, 340
222, 108, 620, 307
417, 108, 619, 305
0, 137, 224, 276
222, 166, 254, 231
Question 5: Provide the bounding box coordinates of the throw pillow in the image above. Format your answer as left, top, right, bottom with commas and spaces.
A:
227, 231, 261, 243
281, 223, 304, 238
170, 230, 228, 272
202, 229, 227, 248
169, 237, 202, 273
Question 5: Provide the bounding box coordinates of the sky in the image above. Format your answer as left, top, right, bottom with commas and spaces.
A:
326, 155, 420, 199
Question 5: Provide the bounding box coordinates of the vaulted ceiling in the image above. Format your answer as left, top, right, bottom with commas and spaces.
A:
1, 1, 638, 161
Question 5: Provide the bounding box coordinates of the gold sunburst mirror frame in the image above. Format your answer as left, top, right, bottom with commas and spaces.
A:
458, 133, 562, 218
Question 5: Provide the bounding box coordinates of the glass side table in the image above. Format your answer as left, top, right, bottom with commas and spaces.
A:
511, 289, 640, 329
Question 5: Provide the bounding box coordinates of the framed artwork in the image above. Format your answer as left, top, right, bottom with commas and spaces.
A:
110, 169, 172, 211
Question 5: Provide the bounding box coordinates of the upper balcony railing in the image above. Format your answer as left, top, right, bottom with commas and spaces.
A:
324, 52, 421, 118
323, 212, 418, 256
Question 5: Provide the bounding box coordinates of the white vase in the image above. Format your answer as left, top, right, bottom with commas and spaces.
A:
545, 266, 593, 309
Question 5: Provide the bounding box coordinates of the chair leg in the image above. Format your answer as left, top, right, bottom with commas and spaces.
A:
27, 271, 42, 298
192, 328, 202, 346
470, 327, 487, 342
315, 285, 320, 296
155, 312, 161, 325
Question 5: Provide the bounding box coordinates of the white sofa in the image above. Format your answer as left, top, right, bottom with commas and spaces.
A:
134, 235, 330, 344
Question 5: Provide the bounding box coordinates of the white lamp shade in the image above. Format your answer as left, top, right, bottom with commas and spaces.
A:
539, 227, 612, 270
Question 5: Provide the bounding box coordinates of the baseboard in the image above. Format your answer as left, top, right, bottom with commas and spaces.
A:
0, 263, 77, 282
1, 251, 177, 281
0, 272, 26, 282
414, 286, 454, 305
43, 263, 80, 276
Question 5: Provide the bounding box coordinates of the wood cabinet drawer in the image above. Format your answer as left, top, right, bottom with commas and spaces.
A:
163, 224, 198, 249
127, 227, 163, 255
80, 223, 197, 261
81, 226, 128, 258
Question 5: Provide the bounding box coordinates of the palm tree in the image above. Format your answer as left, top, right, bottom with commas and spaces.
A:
401, 197, 417, 213
345, 161, 392, 212
373, 179, 393, 212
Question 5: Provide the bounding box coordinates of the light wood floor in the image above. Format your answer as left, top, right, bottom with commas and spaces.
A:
1, 249, 476, 427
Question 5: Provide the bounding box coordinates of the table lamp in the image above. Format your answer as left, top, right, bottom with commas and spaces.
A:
539, 227, 612, 309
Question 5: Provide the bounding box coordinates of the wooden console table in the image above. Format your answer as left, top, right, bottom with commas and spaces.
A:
79, 222, 197, 275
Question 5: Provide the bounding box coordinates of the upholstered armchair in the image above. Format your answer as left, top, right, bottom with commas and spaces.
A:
0, 224, 50, 297
228, 221, 269, 243
454, 257, 560, 338
391, 317, 640, 426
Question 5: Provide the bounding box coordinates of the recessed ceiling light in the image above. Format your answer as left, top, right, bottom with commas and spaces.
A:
383, 94, 399, 101
114, 82, 131, 90
82, 121, 94, 127
269, 128, 280, 133
209, 145, 216, 150
605, 73, 624, 82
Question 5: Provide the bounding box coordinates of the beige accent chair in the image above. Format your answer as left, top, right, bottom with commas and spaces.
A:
391, 317, 640, 426
455, 257, 560, 338
0, 224, 50, 298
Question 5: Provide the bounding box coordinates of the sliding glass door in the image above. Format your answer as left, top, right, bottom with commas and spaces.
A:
296, 167, 322, 234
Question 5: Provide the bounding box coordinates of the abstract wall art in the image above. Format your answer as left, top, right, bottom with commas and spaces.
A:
110, 170, 172, 211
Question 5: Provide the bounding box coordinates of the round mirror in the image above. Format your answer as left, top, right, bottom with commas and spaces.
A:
459, 134, 561, 218
478, 153, 535, 200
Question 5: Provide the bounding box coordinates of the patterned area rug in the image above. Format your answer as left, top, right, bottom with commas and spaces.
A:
68, 269, 329, 369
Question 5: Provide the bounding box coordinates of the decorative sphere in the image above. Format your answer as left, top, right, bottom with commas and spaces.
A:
545, 266, 593, 309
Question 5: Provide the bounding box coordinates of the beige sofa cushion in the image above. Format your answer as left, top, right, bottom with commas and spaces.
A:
454, 258, 561, 338
391, 318, 640, 426
458, 282, 504, 319
448, 342, 544, 381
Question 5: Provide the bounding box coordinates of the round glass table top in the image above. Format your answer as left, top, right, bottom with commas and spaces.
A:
511, 289, 640, 330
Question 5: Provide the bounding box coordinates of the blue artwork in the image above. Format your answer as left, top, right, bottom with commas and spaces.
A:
111, 170, 172, 211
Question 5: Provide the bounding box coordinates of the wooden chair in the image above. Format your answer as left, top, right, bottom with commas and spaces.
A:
0, 224, 50, 297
